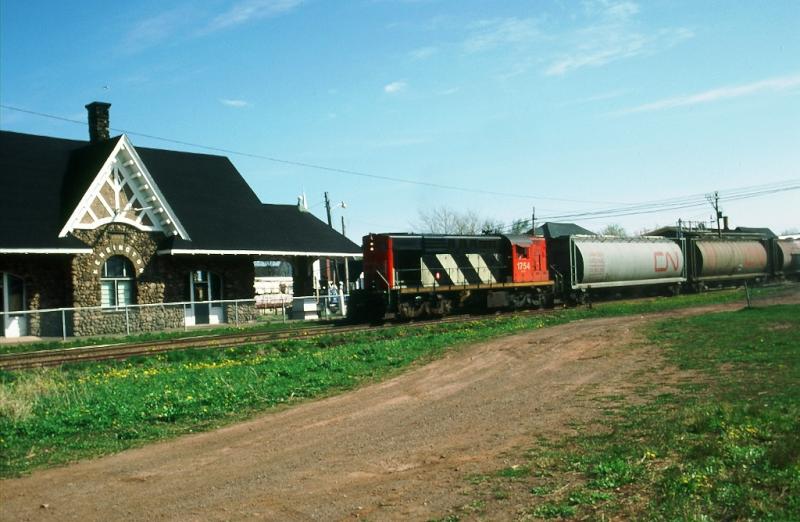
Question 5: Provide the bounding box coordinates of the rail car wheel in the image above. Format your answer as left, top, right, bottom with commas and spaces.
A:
542, 291, 555, 309
509, 292, 528, 309
568, 290, 587, 306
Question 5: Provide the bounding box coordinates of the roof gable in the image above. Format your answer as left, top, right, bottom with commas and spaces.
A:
1, 130, 360, 257
59, 135, 189, 240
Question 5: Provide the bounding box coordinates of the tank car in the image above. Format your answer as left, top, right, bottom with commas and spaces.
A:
349, 233, 553, 321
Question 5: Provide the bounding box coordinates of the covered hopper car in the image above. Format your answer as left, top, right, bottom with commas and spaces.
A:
775, 239, 800, 277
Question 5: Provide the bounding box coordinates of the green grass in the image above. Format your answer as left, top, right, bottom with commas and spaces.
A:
443, 302, 800, 520
0, 284, 794, 479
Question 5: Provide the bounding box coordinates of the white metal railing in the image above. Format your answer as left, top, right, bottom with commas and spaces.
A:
0, 293, 349, 341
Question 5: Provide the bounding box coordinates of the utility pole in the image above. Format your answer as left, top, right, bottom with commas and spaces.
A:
323, 192, 333, 285
706, 191, 722, 237
531, 206, 536, 235
324, 191, 333, 228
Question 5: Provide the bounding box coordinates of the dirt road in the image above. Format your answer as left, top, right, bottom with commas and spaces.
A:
1, 298, 793, 521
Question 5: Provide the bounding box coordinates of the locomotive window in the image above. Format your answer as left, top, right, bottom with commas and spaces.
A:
515, 245, 528, 259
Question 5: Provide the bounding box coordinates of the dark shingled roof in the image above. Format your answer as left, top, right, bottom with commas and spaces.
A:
734, 227, 777, 239
531, 222, 596, 239
1, 130, 360, 256
0, 131, 92, 250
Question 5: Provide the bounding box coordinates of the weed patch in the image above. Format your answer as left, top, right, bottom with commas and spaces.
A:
436, 302, 800, 521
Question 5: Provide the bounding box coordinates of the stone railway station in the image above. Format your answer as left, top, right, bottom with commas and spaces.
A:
0, 102, 361, 338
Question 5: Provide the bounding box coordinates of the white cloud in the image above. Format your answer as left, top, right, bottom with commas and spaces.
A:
583, 0, 640, 21
219, 98, 250, 108
409, 46, 439, 60
618, 73, 800, 114
384, 81, 408, 94
205, 0, 303, 33
438, 87, 460, 96
120, 8, 195, 53
545, 34, 648, 76
544, 2, 693, 76
122, 1, 303, 54
558, 88, 629, 107
463, 17, 541, 53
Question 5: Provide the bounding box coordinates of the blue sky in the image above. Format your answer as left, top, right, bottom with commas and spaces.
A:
2, 0, 798, 240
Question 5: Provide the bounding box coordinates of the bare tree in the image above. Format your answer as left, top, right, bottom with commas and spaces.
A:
506, 218, 529, 234
599, 223, 628, 237
781, 227, 799, 235
414, 207, 505, 235
480, 217, 506, 235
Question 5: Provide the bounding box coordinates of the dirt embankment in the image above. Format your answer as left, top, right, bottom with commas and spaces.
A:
2, 295, 797, 521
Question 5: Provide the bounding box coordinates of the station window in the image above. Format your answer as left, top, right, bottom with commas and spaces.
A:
188, 270, 222, 302
1, 272, 26, 337
101, 256, 135, 308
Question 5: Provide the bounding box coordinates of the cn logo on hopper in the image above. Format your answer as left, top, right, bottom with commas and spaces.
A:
654, 251, 680, 273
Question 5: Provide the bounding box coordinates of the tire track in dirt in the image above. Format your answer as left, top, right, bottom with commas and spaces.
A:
2, 295, 798, 521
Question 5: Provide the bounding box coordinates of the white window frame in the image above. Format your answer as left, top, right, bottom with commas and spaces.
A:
101, 256, 135, 310
185, 270, 224, 326
1, 272, 27, 337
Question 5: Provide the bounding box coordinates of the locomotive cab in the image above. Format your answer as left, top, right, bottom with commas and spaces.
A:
505, 234, 549, 283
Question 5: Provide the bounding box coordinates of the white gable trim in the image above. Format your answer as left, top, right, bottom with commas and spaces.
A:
58, 135, 190, 240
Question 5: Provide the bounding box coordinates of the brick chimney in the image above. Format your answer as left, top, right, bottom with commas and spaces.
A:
85, 101, 111, 143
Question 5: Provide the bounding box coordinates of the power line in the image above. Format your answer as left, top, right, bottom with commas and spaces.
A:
0, 103, 620, 205
499, 181, 799, 230
5, 104, 795, 228
536, 181, 800, 221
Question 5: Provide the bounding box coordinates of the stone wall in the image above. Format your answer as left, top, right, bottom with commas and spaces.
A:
72, 306, 185, 337
2, 224, 261, 338
70, 224, 257, 336
71, 224, 164, 309
0, 255, 73, 336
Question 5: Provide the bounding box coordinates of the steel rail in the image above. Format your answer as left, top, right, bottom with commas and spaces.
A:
0, 314, 493, 371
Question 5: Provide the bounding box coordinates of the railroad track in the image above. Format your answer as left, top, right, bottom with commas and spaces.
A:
5, 282, 783, 371
0, 314, 493, 371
